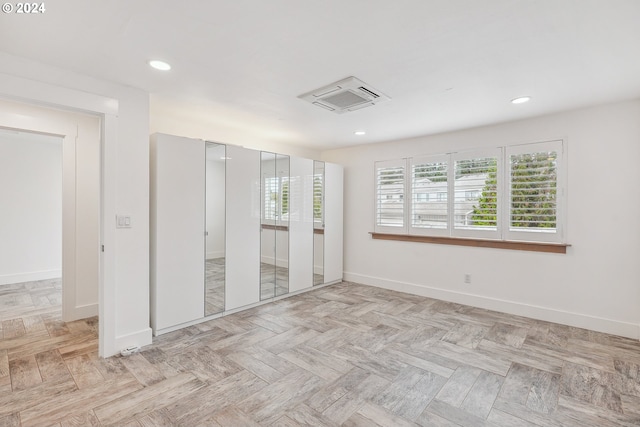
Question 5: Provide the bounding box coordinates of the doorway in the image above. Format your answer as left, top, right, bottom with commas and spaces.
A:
0, 98, 101, 326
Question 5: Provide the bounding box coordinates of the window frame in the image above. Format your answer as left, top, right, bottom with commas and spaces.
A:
408, 154, 450, 237
450, 148, 503, 240
374, 158, 408, 234
373, 140, 567, 245
504, 140, 565, 243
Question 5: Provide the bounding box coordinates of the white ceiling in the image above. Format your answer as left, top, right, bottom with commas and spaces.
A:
1, 0, 639, 150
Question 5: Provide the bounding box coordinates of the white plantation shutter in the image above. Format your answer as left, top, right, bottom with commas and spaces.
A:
263, 177, 278, 221
452, 149, 501, 239
506, 140, 563, 242
409, 155, 449, 235
375, 159, 407, 232
313, 165, 324, 228
373, 141, 565, 244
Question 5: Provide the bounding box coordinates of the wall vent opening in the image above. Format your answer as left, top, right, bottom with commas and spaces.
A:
298, 76, 390, 114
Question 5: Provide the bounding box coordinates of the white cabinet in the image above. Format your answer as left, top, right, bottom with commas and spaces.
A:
150, 133, 343, 335
288, 157, 314, 292
150, 134, 205, 333
225, 145, 261, 311
324, 162, 344, 284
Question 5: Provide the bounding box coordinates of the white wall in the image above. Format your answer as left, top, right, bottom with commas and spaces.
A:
322, 99, 640, 339
260, 229, 290, 267
0, 52, 151, 356
0, 130, 62, 285
150, 98, 321, 160
313, 233, 324, 275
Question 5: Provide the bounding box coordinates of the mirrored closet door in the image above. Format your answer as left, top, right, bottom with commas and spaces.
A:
275, 154, 290, 296
313, 161, 325, 285
205, 142, 226, 316
260, 152, 290, 299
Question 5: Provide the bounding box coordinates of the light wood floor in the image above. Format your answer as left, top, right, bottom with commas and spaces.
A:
2, 279, 640, 426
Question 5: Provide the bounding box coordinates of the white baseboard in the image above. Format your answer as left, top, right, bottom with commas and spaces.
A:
206, 251, 224, 260
344, 272, 640, 340
260, 256, 289, 268
63, 303, 98, 322
0, 269, 61, 286
113, 327, 153, 356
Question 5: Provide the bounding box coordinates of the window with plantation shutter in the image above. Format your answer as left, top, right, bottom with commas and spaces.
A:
263, 176, 278, 221
506, 140, 563, 242
375, 159, 406, 232
452, 150, 501, 238
410, 155, 448, 235
313, 165, 324, 229
372, 140, 565, 246
263, 176, 289, 222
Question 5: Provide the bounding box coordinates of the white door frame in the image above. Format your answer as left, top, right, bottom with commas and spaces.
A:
0, 72, 118, 357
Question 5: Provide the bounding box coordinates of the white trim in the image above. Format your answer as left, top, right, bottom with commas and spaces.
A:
0, 269, 62, 286
374, 158, 408, 234
66, 303, 98, 321
408, 154, 450, 237
504, 139, 565, 243
0, 73, 118, 116
155, 313, 224, 336
343, 271, 640, 340
0, 73, 120, 358
450, 148, 502, 240
100, 113, 117, 357
260, 256, 290, 268
114, 327, 153, 353
206, 251, 225, 260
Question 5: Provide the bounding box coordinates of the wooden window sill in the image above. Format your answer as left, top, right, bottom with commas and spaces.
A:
261, 224, 289, 232
369, 232, 570, 254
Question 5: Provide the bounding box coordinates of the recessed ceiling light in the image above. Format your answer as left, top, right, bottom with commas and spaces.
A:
511, 96, 531, 104
149, 60, 171, 71
220, 156, 232, 160
354, 131, 366, 136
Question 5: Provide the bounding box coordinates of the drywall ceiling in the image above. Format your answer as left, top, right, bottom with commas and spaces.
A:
1, 0, 639, 150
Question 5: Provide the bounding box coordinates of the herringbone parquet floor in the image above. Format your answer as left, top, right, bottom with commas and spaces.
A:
2, 279, 640, 426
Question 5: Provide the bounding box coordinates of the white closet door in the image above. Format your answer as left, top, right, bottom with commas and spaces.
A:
288, 156, 313, 292
324, 162, 344, 283
150, 134, 205, 332
225, 145, 261, 310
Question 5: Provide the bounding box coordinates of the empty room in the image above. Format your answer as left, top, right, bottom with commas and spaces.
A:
1, 1, 640, 426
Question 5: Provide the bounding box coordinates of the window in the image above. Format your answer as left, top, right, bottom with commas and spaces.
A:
263, 176, 289, 222
374, 140, 565, 243
263, 176, 279, 221
375, 159, 406, 232
313, 162, 324, 229
505, 141, 563, 242
410, 155, 448, 233
452, 150, 500, 238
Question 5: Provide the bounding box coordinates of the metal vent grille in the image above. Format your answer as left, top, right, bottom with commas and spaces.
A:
298, 76, 390, 114
322, 90, 369, 109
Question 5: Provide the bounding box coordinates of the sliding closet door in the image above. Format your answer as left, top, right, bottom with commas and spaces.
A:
150, 134, 205, 332
225, 145, 261, 310
324, 162, 344, 284
288, 157, 313, 292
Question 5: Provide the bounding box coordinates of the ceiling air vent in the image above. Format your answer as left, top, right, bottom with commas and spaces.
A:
298, 76, 390, 114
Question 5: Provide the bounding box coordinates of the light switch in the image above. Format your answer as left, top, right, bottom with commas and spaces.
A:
116, 215, 132, 228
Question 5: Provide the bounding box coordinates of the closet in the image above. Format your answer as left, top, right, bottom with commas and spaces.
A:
150, 133, 343, 335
